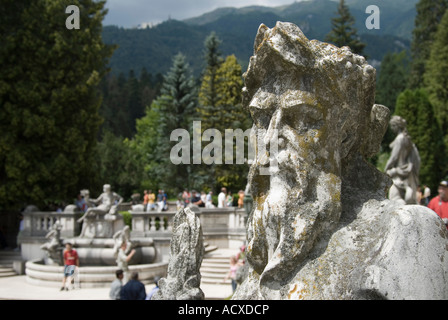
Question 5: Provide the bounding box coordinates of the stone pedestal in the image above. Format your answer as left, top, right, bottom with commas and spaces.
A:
81, 214, 124, 239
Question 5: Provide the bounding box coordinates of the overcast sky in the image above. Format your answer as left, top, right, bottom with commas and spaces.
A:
103, 0, 298, 28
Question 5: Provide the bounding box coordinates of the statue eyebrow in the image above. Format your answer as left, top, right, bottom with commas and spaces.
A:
282, 90, 318, 108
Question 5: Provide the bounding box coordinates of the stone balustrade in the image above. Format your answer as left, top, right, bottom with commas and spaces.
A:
18, 204, 248, 262
130, 207, 247, 236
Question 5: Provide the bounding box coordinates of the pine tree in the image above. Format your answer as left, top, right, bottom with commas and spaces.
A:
395, 89, 446, 193
153, 53, 198, 194
214, 55, 252, 192
198, 32, 224, 130
0, 0, 114, 209
376, 51, 409, 113
325, 0, 366, 56
408, 0, 448, 89
424, 9, 448, 150
126, 70, 143, 135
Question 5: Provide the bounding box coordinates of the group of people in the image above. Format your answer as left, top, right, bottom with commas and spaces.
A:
109, 270, 159, 300
143, 189, 168, 212
59, 241, 159, 300
176, 187, 246, 210
110, 241, 159, 300
177, 189, 213, 209
217, 188, 245, 209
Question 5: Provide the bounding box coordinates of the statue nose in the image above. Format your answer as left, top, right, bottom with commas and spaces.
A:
264, 109, 282, 146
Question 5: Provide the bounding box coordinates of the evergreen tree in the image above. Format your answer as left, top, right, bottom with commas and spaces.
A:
408, 0, 448, 89
198, 32, 224, 130
395, 89, 446, 193
325, 0, 366, 56
214, 55, 252, 192
0, 0, 114, 209
376, 51, 409, 113
126, 69, 143, 135
153, 53, 198, 194
424, 9, 448, 150
99, 73, 132, 138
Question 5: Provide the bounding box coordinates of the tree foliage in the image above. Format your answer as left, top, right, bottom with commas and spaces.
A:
94, 131, 143, 199
424, 8, 448, 150
98, 68, 162, 138
325, 0, 366, 56
0, 0, 114, 209
133, 53, 198, 196
408, 0, 448, 89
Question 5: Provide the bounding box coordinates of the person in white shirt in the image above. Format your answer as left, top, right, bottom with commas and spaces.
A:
218, 187, 227, 208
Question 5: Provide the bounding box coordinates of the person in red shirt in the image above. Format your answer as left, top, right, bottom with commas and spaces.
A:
61, 242, 79, 291
428, 181, 448, 228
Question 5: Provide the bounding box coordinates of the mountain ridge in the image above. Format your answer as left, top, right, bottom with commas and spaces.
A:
102, 0, 417, 77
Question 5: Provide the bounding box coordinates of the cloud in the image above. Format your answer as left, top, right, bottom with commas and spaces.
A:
103, 0, 296, 27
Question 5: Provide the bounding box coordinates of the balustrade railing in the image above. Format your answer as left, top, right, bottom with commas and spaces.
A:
20, 206, 247, 239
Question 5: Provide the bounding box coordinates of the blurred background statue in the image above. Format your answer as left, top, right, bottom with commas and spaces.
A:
385, 115, 421, 205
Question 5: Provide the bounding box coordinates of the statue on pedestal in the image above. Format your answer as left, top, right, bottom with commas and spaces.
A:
77, 184, 124, 238
385, 115, 421, 205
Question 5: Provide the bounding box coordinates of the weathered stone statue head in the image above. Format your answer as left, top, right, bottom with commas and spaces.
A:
103, 184, 111, 193
389, 115, 407, 134
234, 22, 448, 300
243, 21, 389, 290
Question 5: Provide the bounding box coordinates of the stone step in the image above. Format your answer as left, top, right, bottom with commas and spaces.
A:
0, 267, 16, 277
0, 271, 17, 278
201, 278, 231, 285
0, 251, 22, 258
203, 256, 231, 263
201, 271, 228, 279
200, 264, 229, 272
204, 245, 218, 254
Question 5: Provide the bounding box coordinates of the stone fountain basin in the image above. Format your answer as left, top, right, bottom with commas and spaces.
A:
25, 259, 168, 288
65, 237, 156, 266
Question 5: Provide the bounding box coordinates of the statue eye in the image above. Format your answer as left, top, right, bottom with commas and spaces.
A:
250, 107, 272, 129
282, 105, 323, 131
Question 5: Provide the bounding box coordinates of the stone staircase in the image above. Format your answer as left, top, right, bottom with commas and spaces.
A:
0, 250, 21, 278
201, 248, 236, 285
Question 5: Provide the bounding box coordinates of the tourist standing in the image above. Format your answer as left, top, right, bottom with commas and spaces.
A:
218, 187, 227, 208
61, 242, 79, 291
109, 269, 124, 300
120, 271, 146, 300
146, 276, 160, 300
223, 256, 243, 293
238, 190, 245, 209
143, 190, 149, 211
116, 242, 136, 283
206, 191, 215, 208
182, 189, 191, 207
226, 190, 234, 207
147, 190, 156, 211
428, 181, 448, 228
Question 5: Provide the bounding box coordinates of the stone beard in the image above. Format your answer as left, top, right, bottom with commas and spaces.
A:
235, 22, 397, 299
